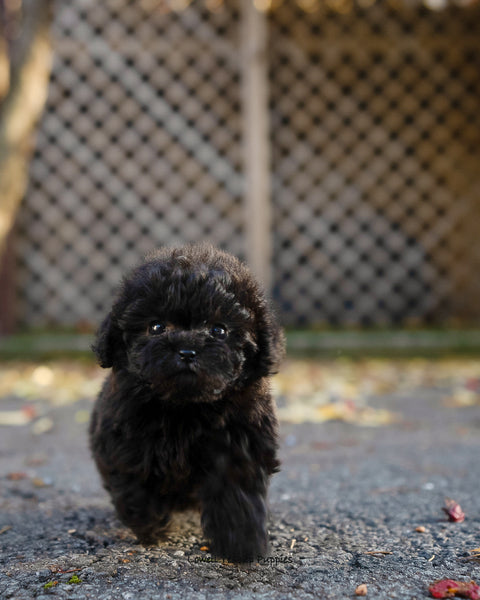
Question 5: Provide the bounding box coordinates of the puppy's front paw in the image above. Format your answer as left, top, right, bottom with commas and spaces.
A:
209, 525, 268, 564
201, 489, 269, 563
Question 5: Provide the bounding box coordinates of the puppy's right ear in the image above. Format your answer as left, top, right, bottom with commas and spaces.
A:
92, 312, 122, 368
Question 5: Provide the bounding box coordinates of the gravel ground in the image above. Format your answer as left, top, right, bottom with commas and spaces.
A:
1, 359, 480, 599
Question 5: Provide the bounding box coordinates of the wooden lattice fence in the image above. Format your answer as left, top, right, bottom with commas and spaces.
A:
269, 2, 480, 325
11, 0, 480, 329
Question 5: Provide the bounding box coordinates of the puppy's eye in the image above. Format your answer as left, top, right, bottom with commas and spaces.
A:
211, 324, 227, 340
148, 322, 166, 335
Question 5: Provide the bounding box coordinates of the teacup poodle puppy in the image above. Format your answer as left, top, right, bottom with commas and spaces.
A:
89, 243, 284, 562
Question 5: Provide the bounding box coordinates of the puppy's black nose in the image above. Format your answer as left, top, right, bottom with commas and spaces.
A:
178, 349, 197, 362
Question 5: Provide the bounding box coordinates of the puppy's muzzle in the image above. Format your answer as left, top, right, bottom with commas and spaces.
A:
178, 349, 197, 363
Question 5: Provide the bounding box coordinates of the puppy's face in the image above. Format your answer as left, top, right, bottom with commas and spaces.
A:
131, 319, 242, 402
94, 245, 284, 404
119, 271, 255, 403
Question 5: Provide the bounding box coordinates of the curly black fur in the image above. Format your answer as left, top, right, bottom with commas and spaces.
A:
89, 243, 285, 562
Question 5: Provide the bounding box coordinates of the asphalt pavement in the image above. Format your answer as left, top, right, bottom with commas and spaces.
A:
1, 359, 480, 599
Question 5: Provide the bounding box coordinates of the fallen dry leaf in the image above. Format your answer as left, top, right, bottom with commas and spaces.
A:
0, 362, 103, 406
6, 472, 27, 481
0, 406, 36, 426
461, 549, 480, 563
443, 498, 465, 523
355, 583, 368, 596
32, 477, 50, 488
273, 358, 480, 425
273, 359, 404, 426
429, 579, 480, 600
25, 455, 47, 466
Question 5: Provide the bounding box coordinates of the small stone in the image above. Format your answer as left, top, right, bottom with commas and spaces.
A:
36, 569, 52, 582
415, 526, 426, 533
355, 583, 368, 596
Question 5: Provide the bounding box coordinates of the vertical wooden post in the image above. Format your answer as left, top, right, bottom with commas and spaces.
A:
241, 0, 272, 291
0, 231, 15, 334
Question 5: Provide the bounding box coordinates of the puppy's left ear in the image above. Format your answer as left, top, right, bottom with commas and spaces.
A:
248, 301, 286, 379
92, 312, 124, 368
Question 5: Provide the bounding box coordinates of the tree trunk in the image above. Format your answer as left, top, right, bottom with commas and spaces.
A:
0, 0, 53, 259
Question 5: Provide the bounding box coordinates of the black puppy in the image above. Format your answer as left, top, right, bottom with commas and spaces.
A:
89, 243, 284, 562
